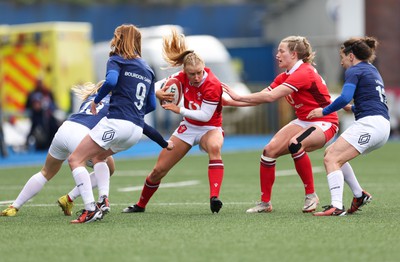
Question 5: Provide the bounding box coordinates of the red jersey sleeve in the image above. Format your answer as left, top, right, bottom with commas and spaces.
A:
269, 73, 286, 89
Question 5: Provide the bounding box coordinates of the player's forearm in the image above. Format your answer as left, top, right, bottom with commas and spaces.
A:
179, 102, 217, 122
143, 123, 168, 148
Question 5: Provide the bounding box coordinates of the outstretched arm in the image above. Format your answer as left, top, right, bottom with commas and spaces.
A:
222, 96, 257, 107
223, 83, 291, 104
307, 83, 356, 119
221, 83, 258, 107
143, 123, 174, 150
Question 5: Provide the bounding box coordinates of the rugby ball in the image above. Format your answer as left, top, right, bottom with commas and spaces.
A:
162, 77, 182, 105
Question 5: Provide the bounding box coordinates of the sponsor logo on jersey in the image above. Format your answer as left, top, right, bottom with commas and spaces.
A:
124, 71, 151, 84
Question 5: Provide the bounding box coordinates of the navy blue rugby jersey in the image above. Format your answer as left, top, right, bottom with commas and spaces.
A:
345, 62, 389, 121
95, 55, 156, 128
68, 93, 111, 129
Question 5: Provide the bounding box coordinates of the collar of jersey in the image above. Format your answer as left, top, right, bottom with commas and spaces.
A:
285, 60, 304, 75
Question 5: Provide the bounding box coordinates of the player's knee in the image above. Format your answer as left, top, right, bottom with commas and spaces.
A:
288, 141, 302, 154
67, 155, 77, 169
262, 149, 267, 157
323, 148, 338, 167
288, 127, 317, 155
323, 156, 330, 167
323, 154, 340, 170
263, 145, 280, 158
207, 143, 222, 157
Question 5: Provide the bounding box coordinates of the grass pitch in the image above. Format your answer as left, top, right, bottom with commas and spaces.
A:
1, 142, 399, 262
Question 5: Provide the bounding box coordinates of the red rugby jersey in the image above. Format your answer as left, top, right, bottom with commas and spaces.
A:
175, 67, 223, 127
270, 62, 338, 126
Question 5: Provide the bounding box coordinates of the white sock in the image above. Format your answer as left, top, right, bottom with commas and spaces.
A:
93, 161, 110, 200
327, 170, 344, 209
68, 172, 98, 201
12, 172, 48, 209
341, 162, 363, 198
72, 166, 95, 211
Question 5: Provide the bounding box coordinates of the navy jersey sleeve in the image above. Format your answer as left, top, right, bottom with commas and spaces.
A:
323, 83, 356, 115
143, 122, 168, 148
94, 59, 120, 104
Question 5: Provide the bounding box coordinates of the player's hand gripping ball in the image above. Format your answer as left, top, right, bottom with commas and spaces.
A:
161, 78, 182, 105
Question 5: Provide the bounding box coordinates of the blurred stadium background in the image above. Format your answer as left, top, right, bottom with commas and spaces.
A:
0, 0, 399, 158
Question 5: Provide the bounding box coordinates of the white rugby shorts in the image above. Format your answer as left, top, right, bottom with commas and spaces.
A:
172, 120, 223, 147
290, 118, 338, 143
48, 121, 90, 160
341, 115, 390, 154
89, 117, 143, 153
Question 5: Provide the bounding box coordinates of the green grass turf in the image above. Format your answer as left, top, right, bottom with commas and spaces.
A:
1, 142, 399, 262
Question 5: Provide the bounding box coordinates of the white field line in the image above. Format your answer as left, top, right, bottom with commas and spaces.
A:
0, 181, 201, 204
0, 199, 31, 205
0, 167, 325, 205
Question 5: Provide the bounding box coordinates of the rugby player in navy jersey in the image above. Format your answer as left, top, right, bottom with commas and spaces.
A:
65, 24, 167, 223
1, 81, 113, 217
308, 36, 390, 216
1, 80, 172, 218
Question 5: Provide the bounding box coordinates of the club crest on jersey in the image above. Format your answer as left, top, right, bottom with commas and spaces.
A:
177, 124, 187, 134
358, 133, 371, 145
197, 92, 202, 100
185, 87, 189, 93
102, 130, 115, 142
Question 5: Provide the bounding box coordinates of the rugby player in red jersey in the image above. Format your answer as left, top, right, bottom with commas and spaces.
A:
224, 36, 339, 213
122, 28, 225, 214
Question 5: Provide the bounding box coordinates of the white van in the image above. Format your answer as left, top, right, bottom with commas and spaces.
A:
92, 25, 252, 133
